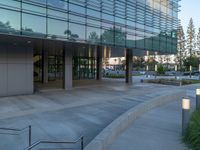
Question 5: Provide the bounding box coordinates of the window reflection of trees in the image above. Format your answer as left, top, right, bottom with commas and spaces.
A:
0, 19, 177, 52
64, 29, 79, 41
88, 32, 99, 43
0, 21, 19, 33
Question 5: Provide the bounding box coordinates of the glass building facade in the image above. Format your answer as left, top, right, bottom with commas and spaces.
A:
0, 0, 179, 54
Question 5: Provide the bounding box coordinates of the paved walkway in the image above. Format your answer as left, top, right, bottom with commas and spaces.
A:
0, 76, 197, 150
0, 78, 181, 150
108, 99, 195, 150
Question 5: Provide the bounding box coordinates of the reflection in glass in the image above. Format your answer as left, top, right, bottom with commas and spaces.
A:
87, 26, 101, 43
0, 0, 179, 53
69, 23, 85, 41
22, 13, 46, 37
0, 9, 20, 34
48, 19, 67, 39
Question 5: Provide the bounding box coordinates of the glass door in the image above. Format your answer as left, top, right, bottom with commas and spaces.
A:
73, 57, 96, 80
48, 54, 63, 81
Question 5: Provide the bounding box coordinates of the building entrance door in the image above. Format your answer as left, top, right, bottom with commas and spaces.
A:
48, 55, 63, 81
73, 57, 96, 80
34, 40, 64, 90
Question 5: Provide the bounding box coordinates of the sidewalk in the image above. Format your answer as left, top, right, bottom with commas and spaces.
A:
108, 100, 191, 150
0, 79, 181, 150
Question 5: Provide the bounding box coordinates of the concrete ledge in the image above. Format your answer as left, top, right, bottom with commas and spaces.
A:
84, 89, 186, 150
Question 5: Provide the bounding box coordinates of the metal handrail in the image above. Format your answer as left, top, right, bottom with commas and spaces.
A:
24, 135, 84, 150
0, 125, 32, 147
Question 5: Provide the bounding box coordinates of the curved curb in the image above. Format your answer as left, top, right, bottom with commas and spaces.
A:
84, 89, 186, 150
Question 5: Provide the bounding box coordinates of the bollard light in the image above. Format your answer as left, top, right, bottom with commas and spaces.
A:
146, 51, 149, 56
146, 65, 149, 71
155, 64, 158, 72
175, 65, 177, 72
175, 65, 177, 79
190, 65, 192, 72
182, 98, 190, 110
155, 64, 157, 79
146, 65, 149, 78
199, 64, 200, 72
196, 89, 200, 109
199, 64, 200, 80
182, 98, 190, 135
196, 89, 200, 95
189, 65, 192, 78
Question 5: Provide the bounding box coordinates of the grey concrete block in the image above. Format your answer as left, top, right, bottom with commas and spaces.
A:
64, 49, 73, 90
0, 46, 7, 63
0, 45, 34, 96
26, 63, 34, 93
7, 64, 27, 95
7, 45, 27, 64
26, 47, 33, 64
0, 64, 7, 96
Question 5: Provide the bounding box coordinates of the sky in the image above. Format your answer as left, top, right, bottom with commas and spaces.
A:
179, 0, 200, 32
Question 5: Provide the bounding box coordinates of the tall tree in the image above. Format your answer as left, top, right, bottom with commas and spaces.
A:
197, 28, 200, 52
186, 18, 196, 57
177, 25, 185, 70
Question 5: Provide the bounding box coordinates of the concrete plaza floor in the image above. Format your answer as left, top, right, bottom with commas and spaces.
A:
0, 76, 194, 149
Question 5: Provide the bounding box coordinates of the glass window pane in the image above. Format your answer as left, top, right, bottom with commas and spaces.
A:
22, 3, 46, 15
48, 0, 68, 11
126, 34, 136, 48
69, 14, 85, 24
69, 23, 85, 41
87, 26, 100, 44
101, 28, 114, 45
69, 3, 85, 14
48, 19, 68, 39
22, 13, 46, 37
48, 9, 68, 20
0, 0, 20, 9
0, 9, 20, 34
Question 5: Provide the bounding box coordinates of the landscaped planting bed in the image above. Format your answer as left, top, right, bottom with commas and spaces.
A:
183, 109, 200, 150
144, 78, 200, 86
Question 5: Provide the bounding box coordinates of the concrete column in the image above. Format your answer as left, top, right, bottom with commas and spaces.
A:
96, 46, 103, 80
64, 46, 73, 90
42, 50, 48, 83
125, 48, 133, 84
0, 44, 33, 96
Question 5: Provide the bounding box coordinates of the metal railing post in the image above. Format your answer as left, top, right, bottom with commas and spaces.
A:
29, 125, 32, 147
81, 136, 84, 150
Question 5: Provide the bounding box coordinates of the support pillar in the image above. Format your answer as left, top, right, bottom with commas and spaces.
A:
125, 49, 133, 84
42, 49, 48, 84
96, 46, 102, 80
64, 46, 73, 90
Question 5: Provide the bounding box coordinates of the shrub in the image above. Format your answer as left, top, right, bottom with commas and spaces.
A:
183, 109, 200, 150
104, 74, 125, 78
157, 64, 165, 75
